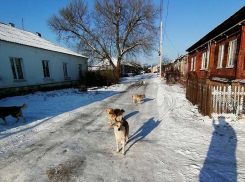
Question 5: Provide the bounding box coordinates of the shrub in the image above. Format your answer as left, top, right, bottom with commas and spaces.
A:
79, 70, 114, 87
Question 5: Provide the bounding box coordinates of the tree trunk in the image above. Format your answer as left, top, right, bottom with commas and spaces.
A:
113, 59, 121, 83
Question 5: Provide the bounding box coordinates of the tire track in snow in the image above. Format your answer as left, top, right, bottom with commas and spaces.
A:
157, 80, 177, 120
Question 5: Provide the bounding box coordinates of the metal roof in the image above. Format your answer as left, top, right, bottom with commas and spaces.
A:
0, 22, 87, 58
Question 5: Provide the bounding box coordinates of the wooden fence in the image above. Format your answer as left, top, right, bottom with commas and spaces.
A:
212, 85, 245, 118
186, 79, 212, 117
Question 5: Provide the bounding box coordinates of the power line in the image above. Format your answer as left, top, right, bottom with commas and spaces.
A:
158, 0, 163, 50
159, 0, 163, 78
165, 30, 181, 54
162, 0, 169, 42
162, 0, 181, 56
160, 0, 163, 21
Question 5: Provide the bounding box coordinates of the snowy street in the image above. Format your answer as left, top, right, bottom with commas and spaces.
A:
0, 73, 245, 182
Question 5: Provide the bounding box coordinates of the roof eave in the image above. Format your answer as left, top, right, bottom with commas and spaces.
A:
186, 6, 245, 52
0, 39, 88, 59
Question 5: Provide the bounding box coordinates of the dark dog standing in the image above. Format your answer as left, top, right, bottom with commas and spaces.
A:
0, 104, 27, 125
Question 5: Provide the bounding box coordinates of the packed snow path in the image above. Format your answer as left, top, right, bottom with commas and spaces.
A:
0, 74, 245, 182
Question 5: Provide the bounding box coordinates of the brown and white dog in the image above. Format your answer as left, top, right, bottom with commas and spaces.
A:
105, 108, 125, 126
0, 104, 27, 125
114, 117, 129, 155
132, 94, 145, 105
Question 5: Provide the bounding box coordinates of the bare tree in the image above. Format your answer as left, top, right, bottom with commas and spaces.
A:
47, 0, 159, 82
162, 55, 172, 65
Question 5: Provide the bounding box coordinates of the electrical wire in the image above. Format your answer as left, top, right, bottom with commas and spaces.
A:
162, 0, 182, 55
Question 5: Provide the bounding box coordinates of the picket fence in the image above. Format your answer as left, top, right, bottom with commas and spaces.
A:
212, 85, 245, 118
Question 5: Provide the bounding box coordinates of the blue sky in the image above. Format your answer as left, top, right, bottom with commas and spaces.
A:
0, 0, 244, 65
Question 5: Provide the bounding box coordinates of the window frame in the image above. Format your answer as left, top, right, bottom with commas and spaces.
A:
191, 57, 193, 71
10, 58, 24, 80
42, 60, 51, 78
63, 62, 69, 78
227, 39, 237, 68
78, 64, 83, 77
217, 44, 225, 69
201, 51, 207, 70
193, 56, 196, 71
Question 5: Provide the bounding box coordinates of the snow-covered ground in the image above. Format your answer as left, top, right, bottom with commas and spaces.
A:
0, 73, 245, 182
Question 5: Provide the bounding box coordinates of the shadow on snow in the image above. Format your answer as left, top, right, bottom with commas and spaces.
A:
125, 117, 161, 154
199, 117, 237, 182
0, 89, 124, 138
124, 111, 139, 120
143, 98, 154, 104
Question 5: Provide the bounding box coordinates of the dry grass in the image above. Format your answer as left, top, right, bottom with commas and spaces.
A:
46, 156, 86, 182
126, 81, 146, 90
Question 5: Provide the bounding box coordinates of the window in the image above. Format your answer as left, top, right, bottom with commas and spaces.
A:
227, 39, 237, 68
184, 57, 187, 64
193, 56, 196, 71
190, 56, 196, 71
42, 60, 50, 77
78, 64, 82, 78
63, 63, 69, 77
10, 58, 24, 80
217, 44, 225, 68
191, 57, 193, 71
201, 52, 207, 69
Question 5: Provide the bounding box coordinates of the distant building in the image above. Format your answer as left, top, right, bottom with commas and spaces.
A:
88, 57, 142, 77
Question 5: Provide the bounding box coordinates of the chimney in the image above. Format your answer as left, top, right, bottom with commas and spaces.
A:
36, 32, 41, 37
9, 22, 15, 27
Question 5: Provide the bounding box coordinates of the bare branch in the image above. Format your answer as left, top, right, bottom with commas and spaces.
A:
47, 0, 159, 78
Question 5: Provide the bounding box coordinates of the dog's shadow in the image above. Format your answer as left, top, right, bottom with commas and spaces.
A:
134, 98, 154, 105
125, 117, 161, 154
124, 111, 139, 120
143, 98, 154, 103
0, 116, 52, 139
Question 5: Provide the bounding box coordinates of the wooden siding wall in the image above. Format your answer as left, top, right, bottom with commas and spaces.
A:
208, 32, 241, 79
186, 23, 245, 117
237, 24, 245, 78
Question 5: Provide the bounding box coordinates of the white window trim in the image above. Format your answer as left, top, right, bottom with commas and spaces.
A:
10, 58, 25, 80
42, 60, 51, 78
193, 56, 196, 71
63, 62, 70, 78
217, 44, 225, 69
201, 52, 207, 70
227, 39, 237, 68
191, 57, 193, 71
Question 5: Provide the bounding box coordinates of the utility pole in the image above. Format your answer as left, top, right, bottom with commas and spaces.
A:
159, 0, 163, 79
159, 22, 162, 79
22, 18, 24, 30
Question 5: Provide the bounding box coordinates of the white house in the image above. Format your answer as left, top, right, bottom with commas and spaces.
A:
88, 57, 142, 76
0, 22, 88, 98
88, 57, 118, 71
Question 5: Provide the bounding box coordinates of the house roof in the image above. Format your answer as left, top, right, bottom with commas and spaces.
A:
89, 57, 142, 71
0, 22, 87, 58
186, 6, 245, 52
96, 57, 118, 67
93, 57, 141, 67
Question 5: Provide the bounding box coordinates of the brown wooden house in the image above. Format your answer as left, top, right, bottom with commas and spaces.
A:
186, 6, 245, 116
187, 6, 245, 84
